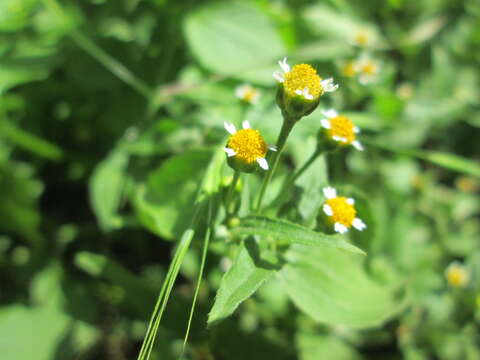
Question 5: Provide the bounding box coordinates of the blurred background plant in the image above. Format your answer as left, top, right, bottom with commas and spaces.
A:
0, 0, 479, 359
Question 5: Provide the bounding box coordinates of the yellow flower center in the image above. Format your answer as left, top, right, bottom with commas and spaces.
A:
284, 64, 321, 99
342, 62, 357, 77
227, 129, 267, 164
361, 62, 377, 76
242, 88, 258, 103
354, 32, 369, 46
325, 197, 356, 227
446, 266, 468, 287
327, 116, 356, 144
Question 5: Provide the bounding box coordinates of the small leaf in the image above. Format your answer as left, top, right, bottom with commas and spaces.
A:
0, 121, 63, 160
89, 149, 129, 231
279, 244, 406, 328
208, 239, 275, 325
234, 216, 366, 255
133, 150, 211, 239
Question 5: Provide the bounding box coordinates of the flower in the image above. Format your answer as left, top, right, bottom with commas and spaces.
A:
341, 61, 358, 78
224, 120, 274, 173
319, 109, 363, 151
274, 57, 338, 99
273, 57, 338, 119
445, 261, 469, 288
352, 30, 371, 47
320, 187, 366, 234
235, 83, 260, 104
354, 55, 380, 85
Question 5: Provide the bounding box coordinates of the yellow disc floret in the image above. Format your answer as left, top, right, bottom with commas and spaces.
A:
361, 61, 377, 76
325, 197, 356, 227
446, 264, 469, 288
227, 129, 267, 164
342, 61, 357, 78
284, 64, 321, 99
327, 116, 356, 144
354, 32, 369, 46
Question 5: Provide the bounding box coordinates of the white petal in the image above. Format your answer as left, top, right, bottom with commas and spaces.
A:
224, 122, 237, 135
279, 57, 290, 73
320, 119, 331, 129
273, 71, 285, 83
346, 198, 355, 205
269, 145, 277, 152
358, 74, 372, 85
353, 126, 360, 133
256, 157, 269, 170
321, 78, 339, 92
334, 222, 348, 234
352, 218, 366, 231
323, 186, 337, 199
322, 109, 338, 119
242, 120, 251, 129
295, 89, 303, 96
223, 147, 237, 157
302, 87, 314, 100
332, 136, 347, 143
235, 84, 247, 98
352, 140, 364, 151
323, 204, 333, 216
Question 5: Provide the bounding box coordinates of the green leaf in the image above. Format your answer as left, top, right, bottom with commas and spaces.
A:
133, 150, 211, 240
0, 121, 63, 160
279, 244, 406, 328
370, 142, 480, 178
208, 239, 275, 325
89, 149, 129, 231
297, 333, 361, 360
0, 263, 98, 360
184, 2, 285, 84
409, 150, 480, 178
234, 216, 366, 255
0, 305, 71, 360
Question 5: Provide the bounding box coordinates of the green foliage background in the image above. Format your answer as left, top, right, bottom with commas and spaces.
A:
0, 0, 479, 359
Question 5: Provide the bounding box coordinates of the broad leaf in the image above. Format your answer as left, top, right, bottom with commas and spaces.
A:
184, 2, 285, 84
279, 244, 406, 328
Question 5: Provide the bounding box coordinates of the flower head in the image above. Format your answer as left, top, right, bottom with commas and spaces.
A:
341, 61, 358, 78
319, 187, 366, 234
319, 109, 363, 151
224, 121, 273, 173
273, 57, 338, 119
354, 55, 380, 85
352, 30, 370, 47
445, 261, 469, 288
235, 84, 260, 104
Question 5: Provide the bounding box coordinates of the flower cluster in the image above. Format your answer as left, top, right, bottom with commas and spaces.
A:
225, 56, 367, 235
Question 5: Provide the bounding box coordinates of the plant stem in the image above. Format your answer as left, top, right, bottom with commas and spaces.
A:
255, 117, 297, 212
283, 148, 323, 192
225, 171, 241, 216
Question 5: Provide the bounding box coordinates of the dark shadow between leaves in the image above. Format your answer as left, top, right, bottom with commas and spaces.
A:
244, 236, 286, 271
